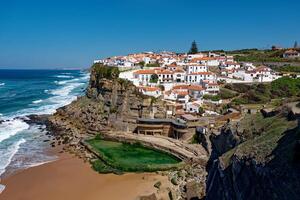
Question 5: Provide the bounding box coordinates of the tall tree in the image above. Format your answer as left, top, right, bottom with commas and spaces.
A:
188, 40, 199, 54
294, 41, 298, 48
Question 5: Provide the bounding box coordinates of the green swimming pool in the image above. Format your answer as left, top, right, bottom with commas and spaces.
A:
87, 138, 183, 173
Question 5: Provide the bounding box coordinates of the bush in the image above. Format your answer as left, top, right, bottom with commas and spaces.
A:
150, 74, 159, 83
92, 63, 120, 79
203, 94, 221, 101
146, 61, 160, 67
219, 88, 238, 99
232, 97, 249, 105
271, 77, 300, 97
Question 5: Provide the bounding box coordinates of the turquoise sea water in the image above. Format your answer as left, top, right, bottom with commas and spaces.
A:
0, 69, 89, 177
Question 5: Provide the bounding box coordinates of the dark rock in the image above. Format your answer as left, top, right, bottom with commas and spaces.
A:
139, 193, 157, 200
154, 181, 161, 189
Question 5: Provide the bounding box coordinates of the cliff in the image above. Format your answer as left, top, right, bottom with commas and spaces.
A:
206, 108, 300, 200
48, 64, 167, 147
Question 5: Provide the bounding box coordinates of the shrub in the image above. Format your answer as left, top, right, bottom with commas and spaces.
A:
150, 74, 159, 83
271, 77, 300, 97
203, 94, 221, 101
92, 63, 120, 79
219, 88, 238, 99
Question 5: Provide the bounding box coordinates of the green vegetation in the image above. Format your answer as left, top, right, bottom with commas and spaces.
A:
228, 77, 300, 105
150, 74, 159, 83
87, 138, 183, 173
221, 113, 299, 166
138, 61, 145, 66
271, 77, 300, 97
188, 40, 199, 54
203, 94, 221, 101
198, 106, 204, 115
219, 88, 238, 99
271, 65, 300, 73
232, 49, 299, 63
145, 61, 160, 67
92, 63, 120, 79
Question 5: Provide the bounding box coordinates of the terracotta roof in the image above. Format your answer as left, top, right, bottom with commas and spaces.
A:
173, 90, 189, 96
207, 83, 219, 86
174, 68, 185, 73
133, 69, 155, 75
156, 69, 174, 74
139, 86, 161, 92
189, 72, 214, 75
191, 57, 216, 62
173, 85, 189, 90
167, 62, 177, 67
225, 62, 240, 65
284, 50, 299, 54
254, 66, 271, 72
188, 85, 204, 91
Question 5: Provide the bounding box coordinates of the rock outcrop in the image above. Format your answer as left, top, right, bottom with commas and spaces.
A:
205, 109, 300, 200
49, 65, 167, 142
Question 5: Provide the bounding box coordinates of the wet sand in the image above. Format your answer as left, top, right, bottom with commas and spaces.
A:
0, 153, 170, 200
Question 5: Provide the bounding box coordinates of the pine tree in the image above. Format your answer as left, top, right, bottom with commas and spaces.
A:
188, 40, 199, 54
294, 41, 298, 49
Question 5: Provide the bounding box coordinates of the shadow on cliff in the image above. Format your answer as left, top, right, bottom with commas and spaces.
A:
205, 117, 300, 200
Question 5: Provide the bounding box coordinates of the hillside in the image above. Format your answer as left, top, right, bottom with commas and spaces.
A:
206, 106, 300, 200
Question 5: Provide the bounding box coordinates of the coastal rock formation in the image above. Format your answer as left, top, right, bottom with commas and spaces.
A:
205, 109, 300, 200
48, 65, 208, 199
49, 65, 167, 142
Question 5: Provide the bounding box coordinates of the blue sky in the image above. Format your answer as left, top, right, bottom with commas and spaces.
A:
0, 0, 299, 69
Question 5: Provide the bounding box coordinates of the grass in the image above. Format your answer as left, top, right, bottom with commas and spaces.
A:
221, 113, 298, 166
219, 88, 238, 99
87, 138, 183, 173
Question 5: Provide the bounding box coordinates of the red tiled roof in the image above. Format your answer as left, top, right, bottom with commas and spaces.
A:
173, 85, 189, 90
140, 86, 161, 92
225, 62, 240, 65
188, 85, 204, 91
189, 72, 214, 75
133, 69, 155, 75
156, 69, 174, 74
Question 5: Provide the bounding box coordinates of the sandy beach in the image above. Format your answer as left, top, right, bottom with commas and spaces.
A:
0, 153, 170, 200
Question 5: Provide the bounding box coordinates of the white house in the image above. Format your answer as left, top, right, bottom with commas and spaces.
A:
133, 69, 155, 85
186, 72, 216, 84
186, 53, 205, 61
157, 69, 174, 83
138, 86, 162, 98
221, 62, 241, 70
186, 101, 202, 113
198, 57, 220, 66
231, 66, 279, 83
283, 50, 300, 59
164, 89, 190, 104
185, 64, 208, 74
204, 82, 220, 95
173, 68, 186, 83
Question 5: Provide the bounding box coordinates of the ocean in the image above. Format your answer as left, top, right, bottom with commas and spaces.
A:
0, 69, 89, 178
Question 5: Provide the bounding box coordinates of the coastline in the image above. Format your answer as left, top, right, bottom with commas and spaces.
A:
0, 150, 171, 200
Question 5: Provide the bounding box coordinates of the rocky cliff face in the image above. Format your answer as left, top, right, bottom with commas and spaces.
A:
206, 110, 300, 200
49, 65, 167, 143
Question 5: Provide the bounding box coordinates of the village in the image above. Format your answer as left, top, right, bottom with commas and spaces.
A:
94, 48, 284, 117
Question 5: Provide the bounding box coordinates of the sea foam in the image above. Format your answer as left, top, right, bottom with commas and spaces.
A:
32, 99, 43, 104
55, 75, 74, 78
0, 138, 26, 176
0, 119, 29, 143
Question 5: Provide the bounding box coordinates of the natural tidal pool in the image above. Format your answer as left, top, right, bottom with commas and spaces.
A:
87, 138, 183, 173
